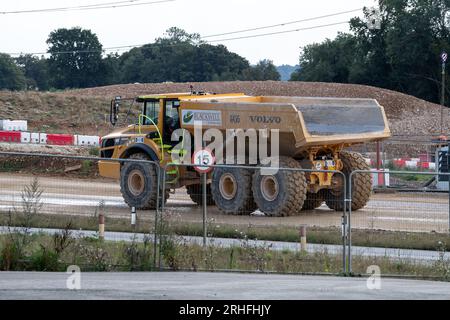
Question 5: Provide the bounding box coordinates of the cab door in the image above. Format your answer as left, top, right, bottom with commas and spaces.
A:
162, 99, 181, 145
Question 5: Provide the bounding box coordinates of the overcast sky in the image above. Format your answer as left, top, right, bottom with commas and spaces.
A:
0, 0, 376, 65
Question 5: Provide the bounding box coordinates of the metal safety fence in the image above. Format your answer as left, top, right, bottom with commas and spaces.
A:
156, 162, 348, 274
348, 170, 450, 278
1, 151, 450, 280
0, 151, 161, 272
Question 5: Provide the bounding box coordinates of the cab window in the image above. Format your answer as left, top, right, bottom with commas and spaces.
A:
143, 100, 160, 125
163, 100, 181, 143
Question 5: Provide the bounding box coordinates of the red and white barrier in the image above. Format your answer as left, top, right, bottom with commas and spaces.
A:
47, 134, 74, 146
1, 118, 99, 148
371, 169, 390, 187
0, 131, 21, 143
0, 131, 99, 148
366, 158, 436, 170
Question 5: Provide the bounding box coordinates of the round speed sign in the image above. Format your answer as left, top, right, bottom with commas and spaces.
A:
192, 149, 215, 174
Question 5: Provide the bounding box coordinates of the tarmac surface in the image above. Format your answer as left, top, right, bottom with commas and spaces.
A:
0, 272, 449, 300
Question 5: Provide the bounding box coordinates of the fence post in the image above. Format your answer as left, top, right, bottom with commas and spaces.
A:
131, 206, 136, 229
299, 225, 307, 252
340, 171, 347, 275
448, 142, 450, 233
347, 172, 353, 274
158, 165, 167, 270
153, 163, 161, 270
202, 170, 208, 247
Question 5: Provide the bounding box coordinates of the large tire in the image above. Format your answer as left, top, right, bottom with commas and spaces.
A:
252, 157, 307, 217
186, 184, 215, 206
120, 153, 168, 210
325, 151, 372, 211
302, 190, 325, 211
211, 167, 257, 215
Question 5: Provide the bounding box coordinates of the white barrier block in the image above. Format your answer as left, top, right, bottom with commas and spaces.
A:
75, 135, 100, 146
31, 132, 47, 144
20, 132, 31, 143
405, 161, 418, 169
2, 120, 27, 132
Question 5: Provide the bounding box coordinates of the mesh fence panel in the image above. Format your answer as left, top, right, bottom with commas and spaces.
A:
157, 163, 347, 274
0, 153, 159, 271
348, 170, 450, 278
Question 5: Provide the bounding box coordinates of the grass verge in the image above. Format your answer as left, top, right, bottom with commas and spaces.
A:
1, 211, 450, 252
0, 231, 449, 280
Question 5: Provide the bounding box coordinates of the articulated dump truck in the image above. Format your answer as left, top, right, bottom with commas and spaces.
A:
99, 92, 391, 217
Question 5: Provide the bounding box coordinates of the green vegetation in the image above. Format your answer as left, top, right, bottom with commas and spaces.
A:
291, 0, 450, 105
47, 28, 105, 89
0, 27, 281, 91
2, 211, 450, 252
1, 227, 449, 279
0, 53, 26, 90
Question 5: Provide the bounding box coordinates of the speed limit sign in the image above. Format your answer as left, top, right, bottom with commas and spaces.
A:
192, 149, 215, 174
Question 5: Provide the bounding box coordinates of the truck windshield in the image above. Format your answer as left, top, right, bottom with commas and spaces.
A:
143, 100, 160, 125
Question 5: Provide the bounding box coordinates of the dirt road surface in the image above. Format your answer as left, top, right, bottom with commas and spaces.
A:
0, 173, 448, 233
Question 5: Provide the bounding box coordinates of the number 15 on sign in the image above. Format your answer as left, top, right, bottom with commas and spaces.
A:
193, 149, 215, 174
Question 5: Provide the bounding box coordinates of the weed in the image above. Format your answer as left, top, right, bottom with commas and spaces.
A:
0, 237, 22, 270
88, 147, 100, 157
30, 245, 59, 271
122, 234, 153, 271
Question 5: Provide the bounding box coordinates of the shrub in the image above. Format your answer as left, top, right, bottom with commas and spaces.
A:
30, 246, 59, 271
0, 238, 23, 271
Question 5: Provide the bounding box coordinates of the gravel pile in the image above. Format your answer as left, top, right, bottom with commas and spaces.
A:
69, 81, 450, 137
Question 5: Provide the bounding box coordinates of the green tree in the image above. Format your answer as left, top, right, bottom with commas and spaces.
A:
243, 59, 281, 81
290, 0, 450, 104
290, 33, 358, 83
15, 54, 50, 91
118, 27, 250, 83
0, 53, 26, 90
101, 53, 121, 85
47, 27, 104, 89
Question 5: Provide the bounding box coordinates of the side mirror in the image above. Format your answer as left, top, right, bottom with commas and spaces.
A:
110, 96, 121, 126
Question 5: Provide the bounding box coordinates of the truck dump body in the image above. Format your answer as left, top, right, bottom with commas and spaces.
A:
181, 95, 391, 152
295, 99, 386, 136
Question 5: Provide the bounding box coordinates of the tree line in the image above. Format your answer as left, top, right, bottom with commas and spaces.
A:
290, 0, 450, 105
0, 27, 280, 91
4, 0, 449, 107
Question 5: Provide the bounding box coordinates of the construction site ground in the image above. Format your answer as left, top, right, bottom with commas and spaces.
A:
0, 172, 447, 234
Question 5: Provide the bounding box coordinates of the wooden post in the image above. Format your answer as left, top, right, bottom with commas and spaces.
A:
300, 225, 307, 252
98, 213, 105, 241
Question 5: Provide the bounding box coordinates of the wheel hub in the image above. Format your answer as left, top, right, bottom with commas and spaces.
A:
260, 175, 279, 202
219, 173, 237, 200
128, 169, 145, 196
330, 173, 344, 196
